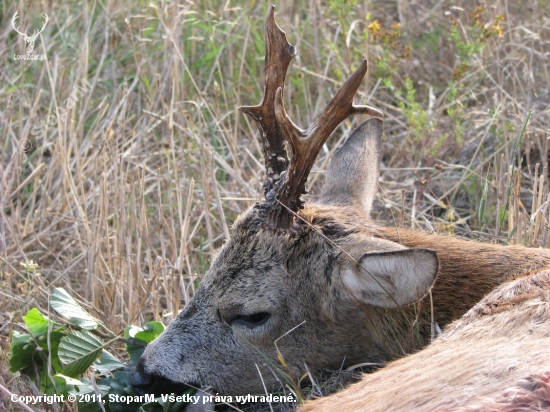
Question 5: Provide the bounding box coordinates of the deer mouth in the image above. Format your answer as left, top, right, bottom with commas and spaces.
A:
130, 363, 199, 396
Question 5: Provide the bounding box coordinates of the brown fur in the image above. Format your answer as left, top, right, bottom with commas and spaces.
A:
131, 11, 550, 399
378, 225, 550, 326
301, 267, 550, 411
466, 372, 550, 411
131, 119, 550, 398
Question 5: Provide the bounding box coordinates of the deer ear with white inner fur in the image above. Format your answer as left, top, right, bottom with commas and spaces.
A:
341, 248, 439, 308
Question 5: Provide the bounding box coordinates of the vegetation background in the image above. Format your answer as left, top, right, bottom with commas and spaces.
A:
1, 0, 549, 410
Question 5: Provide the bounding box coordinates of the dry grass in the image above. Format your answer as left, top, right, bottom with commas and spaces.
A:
1, 0, 549, 411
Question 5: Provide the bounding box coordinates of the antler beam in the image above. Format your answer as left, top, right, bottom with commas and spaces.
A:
239, 6, 295, 196
241, 5, 383, 234
11, 11, 26, 37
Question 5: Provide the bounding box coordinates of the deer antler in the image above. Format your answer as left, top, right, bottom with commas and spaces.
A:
28, 13, 49, 41
239, 6, 295, 198
240, 5, 383, 234
11, 11, 27, 37
42, 13, 49, 29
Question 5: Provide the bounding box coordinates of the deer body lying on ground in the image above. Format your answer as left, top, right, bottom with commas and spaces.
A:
302, 265, 550, 411
131, 5, 550, 399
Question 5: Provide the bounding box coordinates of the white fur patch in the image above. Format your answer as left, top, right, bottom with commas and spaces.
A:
342, 249, 438, 308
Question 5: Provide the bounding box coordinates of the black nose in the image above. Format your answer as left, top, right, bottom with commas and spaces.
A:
131, 358, 192, 396
130, 363, 153, 393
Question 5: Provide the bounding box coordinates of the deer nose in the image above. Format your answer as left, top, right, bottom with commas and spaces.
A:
130, 359, 154, 395
131, 358, 191, 396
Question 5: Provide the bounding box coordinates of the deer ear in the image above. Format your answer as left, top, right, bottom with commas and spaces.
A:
319, 118, 383, 217
341, 249, 438, 308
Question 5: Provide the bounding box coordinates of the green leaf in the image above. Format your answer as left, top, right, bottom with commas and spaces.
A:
103, 370, 152, 412
40, 366, 57, 395
124, 325, 143, 339
53, 373, 86, 397
126, 343, 145, 368
124, 325, 147, 367
36, 330, 64, 358
50, 288, 100, 330
9, 331, 38, 373
78, 397, 106, 412
24, 308, 50, 336
58, 331, 104, 377
54, 373, 87, 386
124, 324, 142, 339
55, 375, 111, 412
71, 378, 110, 412
93, 350, 124, 374
134, 321, 164, 344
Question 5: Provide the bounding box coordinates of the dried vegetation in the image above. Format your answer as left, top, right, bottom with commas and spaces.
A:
1, 0, 549, 410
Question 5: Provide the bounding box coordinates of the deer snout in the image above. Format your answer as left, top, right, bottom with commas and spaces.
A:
131, 358, 191, 396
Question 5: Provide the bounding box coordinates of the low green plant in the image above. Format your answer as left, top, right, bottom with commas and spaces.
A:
397, 77, 433, 142
448, 7, 504, 81
9, 287, 193, 412
446, 7, 505, 144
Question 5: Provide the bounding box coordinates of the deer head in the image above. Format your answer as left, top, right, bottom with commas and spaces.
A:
12, 11, 49, 54
130, 5, 440, 396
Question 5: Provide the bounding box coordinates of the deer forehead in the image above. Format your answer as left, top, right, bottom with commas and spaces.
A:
201, 205, 399, 290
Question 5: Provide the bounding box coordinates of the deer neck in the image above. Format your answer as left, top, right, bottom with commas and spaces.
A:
365, 226, 550, 359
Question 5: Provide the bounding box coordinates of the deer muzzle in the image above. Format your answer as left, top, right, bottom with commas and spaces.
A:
131, 358, 196, 396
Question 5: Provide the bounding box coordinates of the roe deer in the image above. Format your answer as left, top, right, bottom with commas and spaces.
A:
301, 266, 550, 411
131, 6, 550, 397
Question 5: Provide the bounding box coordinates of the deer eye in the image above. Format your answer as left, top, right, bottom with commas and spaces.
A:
232, 312, 271, 328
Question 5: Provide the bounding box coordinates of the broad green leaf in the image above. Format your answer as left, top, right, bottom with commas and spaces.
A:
78, 398, 105, 412
126, 343, 145, 368
36, 330, 64, 358
53, 373, 86, 397
55, 375, 110, 412
93, 350, 124, 374
24, 308, 50, 336
70, 378, 110, 412
73, 377, 110, 395
9, 331, 38, 373
34, 330, 65, 377
124, 324, 142, 339
54, 373, 87, 386
41, 366, 57, 395
134, 321, 164, 344
58, 331, 104, 377
139, 401, 166, 411
124, 325, 147, 367
103, 371, 151, 412
50, 288, 100, 330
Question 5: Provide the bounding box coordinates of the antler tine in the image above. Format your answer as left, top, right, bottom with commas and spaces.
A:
29, 13, 49, 40
241, 5, 383, 234
239, 5, 296, 196
11, 11, 25, 36
271, 60, 383, 232
41, 14, 49, 31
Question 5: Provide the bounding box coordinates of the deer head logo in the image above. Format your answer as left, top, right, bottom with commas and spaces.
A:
11, 11, 49, 54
